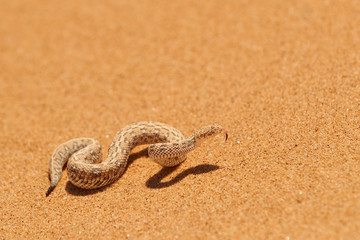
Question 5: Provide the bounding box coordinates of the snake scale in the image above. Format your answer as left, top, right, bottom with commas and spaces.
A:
46, 121, 227, 196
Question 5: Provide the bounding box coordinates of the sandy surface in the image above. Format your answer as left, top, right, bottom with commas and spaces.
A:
0, 0, 359, 239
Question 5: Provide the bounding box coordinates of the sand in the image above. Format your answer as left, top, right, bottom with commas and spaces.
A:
0, 0, 359, 239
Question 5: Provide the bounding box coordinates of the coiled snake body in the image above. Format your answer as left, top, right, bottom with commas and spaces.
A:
46, 121, 227, 196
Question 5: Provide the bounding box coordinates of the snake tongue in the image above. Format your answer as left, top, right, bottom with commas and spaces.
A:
222, 129, 228, 142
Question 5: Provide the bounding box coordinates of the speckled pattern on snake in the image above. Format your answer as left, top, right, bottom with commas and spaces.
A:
46, 121, 228, 196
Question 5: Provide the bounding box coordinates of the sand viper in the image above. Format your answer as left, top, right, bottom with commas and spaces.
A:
46, 121, 227, 196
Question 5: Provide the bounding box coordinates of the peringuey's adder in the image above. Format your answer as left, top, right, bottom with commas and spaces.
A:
46, 121, 228, 196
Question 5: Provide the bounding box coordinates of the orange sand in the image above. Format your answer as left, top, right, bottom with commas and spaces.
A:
0, 0, 359, 239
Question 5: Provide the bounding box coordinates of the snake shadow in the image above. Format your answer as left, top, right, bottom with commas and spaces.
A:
65, 148, 219, 195
145, 164, 219, 189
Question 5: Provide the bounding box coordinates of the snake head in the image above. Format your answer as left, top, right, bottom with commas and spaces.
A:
194, 124, 228, 146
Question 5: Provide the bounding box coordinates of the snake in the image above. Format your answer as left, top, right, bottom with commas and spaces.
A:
46, 121, 228, 196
